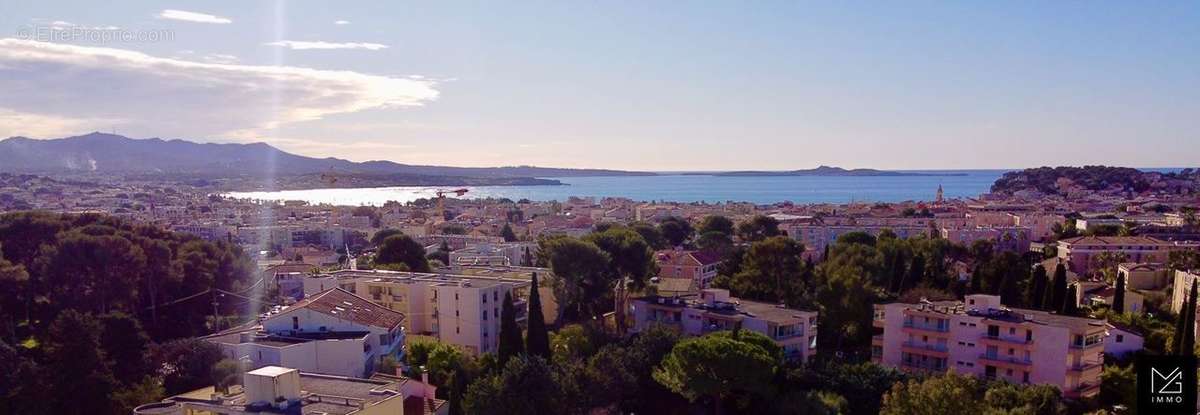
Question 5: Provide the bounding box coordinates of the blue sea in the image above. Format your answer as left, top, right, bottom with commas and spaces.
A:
226, 170, 1009, 206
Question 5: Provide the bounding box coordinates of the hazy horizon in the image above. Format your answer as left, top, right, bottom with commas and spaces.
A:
1, 2, 1197, 171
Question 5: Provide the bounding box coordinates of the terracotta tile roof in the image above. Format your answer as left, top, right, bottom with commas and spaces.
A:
287, 288, 405, 330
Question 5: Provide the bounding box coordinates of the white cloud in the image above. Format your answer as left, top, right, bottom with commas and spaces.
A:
200, 53, 239, 64
266, 40, 388, 51
0, 109, 121, 138
33, 19, 120, 31
334, 20, 351, 25
0, 38, 439, 139
157, 9, 232, 24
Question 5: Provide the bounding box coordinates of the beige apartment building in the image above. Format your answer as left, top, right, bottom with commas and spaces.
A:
629, 288, 819, 361
306, 270, 531, 355
872, 294, 1107, 399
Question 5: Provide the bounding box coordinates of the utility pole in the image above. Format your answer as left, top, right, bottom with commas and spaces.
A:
211, 290, 220, 332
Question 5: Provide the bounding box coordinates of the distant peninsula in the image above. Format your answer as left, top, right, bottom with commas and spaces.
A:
703, 166, 968, 177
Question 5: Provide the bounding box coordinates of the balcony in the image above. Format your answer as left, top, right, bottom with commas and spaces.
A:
872, 335, 884, 346
902, 321, 949, 333
980, 334, 1033, 346
1069, 361, 1103, 374
1065, 381, 1102, 398
900, 360, 947, 372
902, 341, 948, 353
978, 353, 1031, 366
1070, 341, 1103, 351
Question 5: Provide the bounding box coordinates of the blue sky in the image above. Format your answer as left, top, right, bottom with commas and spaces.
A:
0, 1, 1196, 170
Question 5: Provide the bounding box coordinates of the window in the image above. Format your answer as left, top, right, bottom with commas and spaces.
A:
987, 325, 999, 337
1006, 369, 1013, 376
1026, 330, 1033, 342
1008, 327, 1015, 335
482, 294, 487, 304
380, 334, 388, 344
1023, 372, 1030, 383
494, 308, 499, 318
494, 291, 499, 301
1116, 334, 1124, 343
985, 366, 997, 378
483, 311, 488, 321
292, 316, 299, 330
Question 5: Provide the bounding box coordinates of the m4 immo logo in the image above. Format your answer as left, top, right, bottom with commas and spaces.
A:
1138, 355, 1196, 414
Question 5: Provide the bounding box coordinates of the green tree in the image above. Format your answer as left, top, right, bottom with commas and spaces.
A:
375, 234, 430, 272
696, 231, 734, 255
736, 215, 781, 242
629, 222, 666, 250
658, 216, 694, 247
463, 356, 562, 415
726, 236, 805, 303
1113, 272, 1126, 313
1061, 284, 1079, 316
99, 312, 151, 385
1183, 279, 1198, 356
653, 334, 777, 415
525, 273, 551, 359
698, 215, 735, 236
584, 228, 657, 333
1049, 263, 1068, 312
1099, 363, 1136, 413
1028, 264, 1048, 310
370, 228, 403, 246
543, 238, 612, 323
880, 372, 983, 415
212, 358, 241, 393
500, 223, 517, 242
900, 253, 926, 293
153, 338, 224, 395
44, 310, 117, 415
497, 291, 524, 365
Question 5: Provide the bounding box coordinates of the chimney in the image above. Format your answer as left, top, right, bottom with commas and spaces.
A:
421, 366, 434, 399
395, 365, 403, 377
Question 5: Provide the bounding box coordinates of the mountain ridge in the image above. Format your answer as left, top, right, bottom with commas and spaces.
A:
0, 132, 655, 179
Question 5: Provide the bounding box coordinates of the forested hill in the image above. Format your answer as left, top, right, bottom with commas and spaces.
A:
990, 166, 1200, 196
0, 211, 256, 414
0, 132, 655, 179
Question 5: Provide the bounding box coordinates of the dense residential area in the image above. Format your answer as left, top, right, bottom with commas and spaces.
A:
0, 165, 1196, 415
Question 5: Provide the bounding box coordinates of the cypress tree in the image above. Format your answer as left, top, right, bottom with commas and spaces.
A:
1176, 296, 1189, 354
888, 253, 906, 294
1029, 264, 1047, 310
1184, 279, 1198, 356
525, 273, 551, 359
497, 291, 524, 365
447, 369, 467, 415
1061, 283, 1078, 316
1112, 272, 1126, 313
969, 262, 984, 294
901, 253, 926, 293
1049, 263, 1067, 312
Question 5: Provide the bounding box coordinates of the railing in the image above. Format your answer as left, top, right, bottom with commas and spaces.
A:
902, 341, 948, 352
1069, 361, 1103, 372
902, 322, 949, 332
978, 353, 1032, 365
982, 334, 1033, 345
901, 360, 947, 371
1070, 341, 1103, 350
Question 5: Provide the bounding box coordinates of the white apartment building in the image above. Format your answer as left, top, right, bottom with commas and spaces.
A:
205, 287, 405, 378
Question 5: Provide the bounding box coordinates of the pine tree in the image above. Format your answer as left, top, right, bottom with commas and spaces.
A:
1112, 272, 1126, 313
525, 273, 551, 359
1049, 263, 1067, 312
1029, 264, 1048, 310
497, 291, 524, 365
1061, 283, 1078, 316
